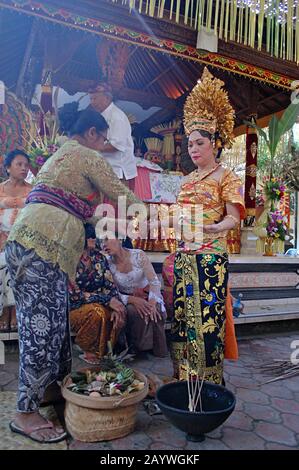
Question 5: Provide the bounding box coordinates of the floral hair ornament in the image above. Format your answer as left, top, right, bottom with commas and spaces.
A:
184, 67, 235, 148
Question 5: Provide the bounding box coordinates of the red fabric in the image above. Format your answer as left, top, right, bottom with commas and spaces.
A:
134, 167, 153, 200
127, 177, 135, 192
224, 286, 239, 360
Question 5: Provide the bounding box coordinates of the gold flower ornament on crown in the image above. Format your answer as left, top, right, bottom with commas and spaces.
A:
183, 67, 235, 149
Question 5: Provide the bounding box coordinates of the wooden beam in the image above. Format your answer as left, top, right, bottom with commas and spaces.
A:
141, 108, 176, 130
145, 65, 174, 89
53, 74, 175, 109
247, 84, 260, 116
236, 90, 288, 117
115, 87, 176, 110
15, 18, 38, 99
234, 110, 285, 136
40, 0, 299, 79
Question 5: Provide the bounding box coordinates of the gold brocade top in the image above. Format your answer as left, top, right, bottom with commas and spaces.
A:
8, 140, 141, 280
175, 165, 245, 254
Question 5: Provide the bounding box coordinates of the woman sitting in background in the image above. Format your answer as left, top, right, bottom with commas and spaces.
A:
69, 224, 126, 364
0, 150, 32, 331
102, 237, 168, 358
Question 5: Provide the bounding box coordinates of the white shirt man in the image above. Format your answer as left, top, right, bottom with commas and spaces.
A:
89, 84, 137, 188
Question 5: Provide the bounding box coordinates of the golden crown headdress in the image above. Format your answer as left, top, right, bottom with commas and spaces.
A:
184, 67, 235, 148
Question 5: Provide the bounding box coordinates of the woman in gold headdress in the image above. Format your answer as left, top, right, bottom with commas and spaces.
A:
170, 68, 245, 384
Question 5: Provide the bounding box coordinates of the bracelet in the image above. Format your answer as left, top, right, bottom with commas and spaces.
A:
224, 214, 239, 226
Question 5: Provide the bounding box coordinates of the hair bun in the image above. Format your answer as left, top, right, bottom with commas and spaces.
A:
58, 102, 80, 134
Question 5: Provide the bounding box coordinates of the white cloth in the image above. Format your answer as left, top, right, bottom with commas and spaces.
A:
101, 103, 137, 180
135, 157, 163, 172
107, 249, 165, 312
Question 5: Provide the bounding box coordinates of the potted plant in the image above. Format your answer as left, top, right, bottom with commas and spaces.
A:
61, 351, 148, 442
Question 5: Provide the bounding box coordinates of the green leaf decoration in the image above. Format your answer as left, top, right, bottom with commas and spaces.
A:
277, 102, 299, 141
268, 113, 280, 158
243, 120, 269, 147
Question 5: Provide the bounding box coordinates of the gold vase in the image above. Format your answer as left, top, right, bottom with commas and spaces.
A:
263, 236, 275, 256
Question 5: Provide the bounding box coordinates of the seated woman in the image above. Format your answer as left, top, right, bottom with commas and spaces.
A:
0, 150, 32, 332
102, 237, 168, 357
69, 224, 126, 364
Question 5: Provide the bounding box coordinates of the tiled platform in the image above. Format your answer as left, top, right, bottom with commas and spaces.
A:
1, 332, 299, 450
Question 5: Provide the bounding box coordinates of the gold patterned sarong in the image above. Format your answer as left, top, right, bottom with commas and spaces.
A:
170, 252, 228, 384
70, 303, 117, 357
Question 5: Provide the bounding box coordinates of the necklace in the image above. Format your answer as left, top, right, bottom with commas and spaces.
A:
196, 164, 220, 181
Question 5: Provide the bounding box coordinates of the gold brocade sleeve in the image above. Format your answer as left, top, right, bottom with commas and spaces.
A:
84, 153, 141, 207
221, 169, 246, 219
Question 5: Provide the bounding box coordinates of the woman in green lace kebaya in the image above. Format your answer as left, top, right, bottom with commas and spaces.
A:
5, 102, 141, 444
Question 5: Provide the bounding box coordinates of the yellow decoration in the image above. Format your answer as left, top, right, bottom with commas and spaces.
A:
151, 119, 180, 164
112, 1, 299, 64
183, 67, 235, 148
264, 236, 275, 256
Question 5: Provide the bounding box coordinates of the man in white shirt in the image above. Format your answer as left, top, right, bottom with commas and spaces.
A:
89, 83, 137, 190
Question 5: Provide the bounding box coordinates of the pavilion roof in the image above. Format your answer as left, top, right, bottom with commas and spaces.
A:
0, 0, 298, 132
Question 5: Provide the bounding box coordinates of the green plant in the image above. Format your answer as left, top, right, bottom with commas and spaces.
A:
244, 101, 299, 177
280, 141, 299, 191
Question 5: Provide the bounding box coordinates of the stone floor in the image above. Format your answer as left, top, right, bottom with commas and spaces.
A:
1, 332, 299, 450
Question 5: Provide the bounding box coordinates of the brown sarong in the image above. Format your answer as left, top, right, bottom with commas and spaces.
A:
70, 303, 117, 357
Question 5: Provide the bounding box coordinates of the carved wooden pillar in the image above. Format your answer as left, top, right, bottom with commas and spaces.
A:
244, 115, 258, 227
244, 85, 259, 228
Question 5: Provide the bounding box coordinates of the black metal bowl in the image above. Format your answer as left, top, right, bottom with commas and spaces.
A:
156, 380, 236, 442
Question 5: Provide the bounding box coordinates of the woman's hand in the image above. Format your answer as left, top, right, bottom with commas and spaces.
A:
109, 298, 126, 330
203, 223, 225, 234
133, 287, 148, 299
110, 310, 125, 330
109, 297, 126, 315
128, 296, 154, 323
148, 299, 162, 323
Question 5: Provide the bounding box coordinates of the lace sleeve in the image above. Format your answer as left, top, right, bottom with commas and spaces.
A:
136, 250, 165, 308
119, 293, 129, 305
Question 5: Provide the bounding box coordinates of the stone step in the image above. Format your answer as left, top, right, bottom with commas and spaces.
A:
240, 298, 299, 307
234, 304, 299, 324
1, 309, 298, 342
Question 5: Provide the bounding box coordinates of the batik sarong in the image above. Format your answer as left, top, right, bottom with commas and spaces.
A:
170, 251, 228, 384
5, 241, 72, 412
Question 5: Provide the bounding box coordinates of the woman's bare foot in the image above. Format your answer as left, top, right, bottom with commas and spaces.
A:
79, 352, 101, 364
0, 307, 10, 332
12, 411, 66, 443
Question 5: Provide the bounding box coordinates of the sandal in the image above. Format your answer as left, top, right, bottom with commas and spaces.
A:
9, 420, 67, 444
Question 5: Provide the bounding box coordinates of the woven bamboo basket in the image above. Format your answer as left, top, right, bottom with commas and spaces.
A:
61, 369, 148, 442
